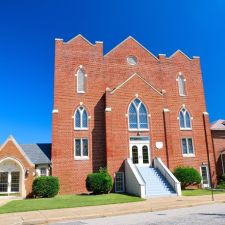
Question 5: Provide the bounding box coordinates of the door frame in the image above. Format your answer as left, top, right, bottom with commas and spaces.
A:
200, 165, 210, 188
129, 136, 150, 166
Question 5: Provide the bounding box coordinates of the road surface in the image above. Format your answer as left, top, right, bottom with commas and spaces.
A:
50, 203, 225, 225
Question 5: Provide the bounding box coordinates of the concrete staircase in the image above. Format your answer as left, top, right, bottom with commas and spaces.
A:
136, 166, 176, 197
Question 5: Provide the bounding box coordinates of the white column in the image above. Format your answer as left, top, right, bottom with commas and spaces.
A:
7, 172, 11, 194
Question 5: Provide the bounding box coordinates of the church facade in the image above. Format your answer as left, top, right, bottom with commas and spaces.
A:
52, 35, 216, 194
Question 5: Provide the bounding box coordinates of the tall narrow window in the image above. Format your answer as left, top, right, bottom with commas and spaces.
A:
179, 107, 191, 129
178, 75, 186, 96
115, 172, 125, 192
77, 68, 86, 93
128, 98, 148, 130
74, 106, 88, 129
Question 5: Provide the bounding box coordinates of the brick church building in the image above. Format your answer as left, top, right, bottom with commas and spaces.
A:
51, 34, 216, 196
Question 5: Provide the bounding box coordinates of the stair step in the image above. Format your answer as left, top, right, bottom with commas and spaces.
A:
136, 166, 176, 197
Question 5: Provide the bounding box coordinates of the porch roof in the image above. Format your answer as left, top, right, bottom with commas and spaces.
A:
211, 119, 225, 130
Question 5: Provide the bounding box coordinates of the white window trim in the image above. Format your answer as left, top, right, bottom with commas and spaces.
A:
128, 99, 149, 131
179, 108, 192, 130
74, 138, 89, 160
40, 167, 47, 176
115, 172, 125, 193
200, 165, 210, 188
76, 68, 86, 93
128, 128, 149, 132
74, 107, 88, 130
181, 137, 195, 157
177, 75, 186, 97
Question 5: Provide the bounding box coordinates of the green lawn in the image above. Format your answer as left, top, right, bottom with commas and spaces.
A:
0, 193, 143, 214
182, 189, 225, 196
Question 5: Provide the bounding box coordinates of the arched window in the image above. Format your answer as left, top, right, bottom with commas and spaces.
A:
77, 68, 86, 93
179, 107, 191, 129
74, 106, 88, 129
128, 98, 148, 130
178, 75, 186, 96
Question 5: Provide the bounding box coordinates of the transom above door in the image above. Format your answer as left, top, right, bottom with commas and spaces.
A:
129, 136, 150, 166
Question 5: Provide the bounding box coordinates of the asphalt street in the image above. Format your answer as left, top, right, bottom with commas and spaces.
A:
50, 203, 225, 225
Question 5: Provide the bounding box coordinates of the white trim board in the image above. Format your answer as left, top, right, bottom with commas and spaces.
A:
0, 135, 34, 167
104, 36, 159, 61
169, 49, 192, 60
64, 34, 95, 46
110, 73, 163, 96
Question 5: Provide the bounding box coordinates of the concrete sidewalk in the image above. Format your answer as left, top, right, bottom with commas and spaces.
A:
0, 194, 224, 225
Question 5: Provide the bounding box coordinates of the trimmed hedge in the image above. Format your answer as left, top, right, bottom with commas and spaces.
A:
173, 166, 201, 189
86, 168, 113, 194
32, 176, 59, 198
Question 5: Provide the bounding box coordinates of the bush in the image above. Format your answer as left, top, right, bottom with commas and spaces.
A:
86, 168, 113, 194
173, 166, 201, 189
217, 180, 225, 189
217, 174, 225, 189
32, 176, 59, 198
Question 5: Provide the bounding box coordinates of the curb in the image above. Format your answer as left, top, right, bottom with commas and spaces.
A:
20, 199, 225, 225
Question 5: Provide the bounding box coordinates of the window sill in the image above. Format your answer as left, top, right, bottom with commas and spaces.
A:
74, 128, 88, 131
182, 154, 195, 158
74, 157, 89, 161
179, 94, 186, 97
77, 91, 86, 94
180, 128, 192, 131
128, 129, 149, 132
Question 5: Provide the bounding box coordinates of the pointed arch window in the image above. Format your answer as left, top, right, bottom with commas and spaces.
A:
74, 106, 88, 129
128, 98, 149, 130
76, 68, 86, 93
178, 75, 186, 96
179, 107, 191, 129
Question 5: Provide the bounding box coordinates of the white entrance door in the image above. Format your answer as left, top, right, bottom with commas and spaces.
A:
200, 165, 210, 188
0, 171, 20, 194
129, 137, 150, 165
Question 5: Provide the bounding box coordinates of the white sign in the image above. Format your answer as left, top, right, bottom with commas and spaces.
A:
156, 142, 163, 149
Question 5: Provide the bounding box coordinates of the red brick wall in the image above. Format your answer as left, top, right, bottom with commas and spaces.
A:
212, 130, 225, 178
0, 140, 35, 197
52, 36, 106, 194
52, 35, 216, 194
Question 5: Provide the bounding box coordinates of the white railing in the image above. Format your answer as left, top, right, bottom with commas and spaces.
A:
125, 159, 146, 198
154, 157, 181, 196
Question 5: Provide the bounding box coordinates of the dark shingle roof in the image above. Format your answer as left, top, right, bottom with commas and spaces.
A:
20, 144, 51, 165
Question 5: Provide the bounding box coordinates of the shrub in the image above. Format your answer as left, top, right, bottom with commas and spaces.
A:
86, 168, 113, 194
221, 173, 225, 181
216, 174, 225, 189
32, 176, 59, 198
173, 166, 201, 189
217, 180, 225, 189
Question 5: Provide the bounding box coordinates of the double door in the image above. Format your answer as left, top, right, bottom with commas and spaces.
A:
0, 171, 20, 193
130, 142, 150, 165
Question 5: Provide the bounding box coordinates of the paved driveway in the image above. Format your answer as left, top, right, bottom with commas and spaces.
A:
51, 203, 225, 225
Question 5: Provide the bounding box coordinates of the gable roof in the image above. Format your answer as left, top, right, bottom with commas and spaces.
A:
110, 73, 163, 96
0, 136, 34, 166
0, 136, 51, 165
211, 119, 225, 130
104, 36, 159, 61
20, 144, 51, 165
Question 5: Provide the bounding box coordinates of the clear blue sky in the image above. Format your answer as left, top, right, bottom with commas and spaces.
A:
0, 0, 225, 143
